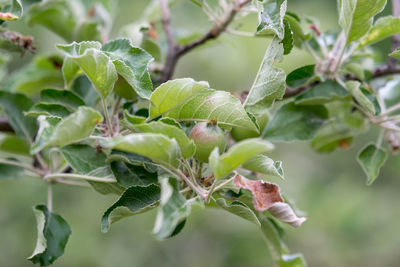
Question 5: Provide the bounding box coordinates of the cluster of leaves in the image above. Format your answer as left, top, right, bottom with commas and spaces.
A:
0, 0, 400, 266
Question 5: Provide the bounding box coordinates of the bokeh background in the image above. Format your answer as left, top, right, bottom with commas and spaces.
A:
1, 0, 400, 266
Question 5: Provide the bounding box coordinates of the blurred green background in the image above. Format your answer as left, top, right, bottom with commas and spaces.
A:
1, 0, 400, 266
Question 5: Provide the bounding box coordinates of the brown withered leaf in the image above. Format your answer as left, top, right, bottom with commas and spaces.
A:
234, 174, 284, 210
234, 174, 306, 227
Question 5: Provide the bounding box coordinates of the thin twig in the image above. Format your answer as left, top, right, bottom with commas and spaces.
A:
378, 103, 400, 118
284, 65, 400, 99
0, 158, 42, 176
205, 180, 218, 203
212, 176, 235, 192
101, 98, 114, 137
111, 96, 122, 119
55, 178, 90, 187
44, 173, 116, 183
160, 165, 207, 199
47, 182, 53, 211
160, 0, 251, 82
182, 159, 198, 185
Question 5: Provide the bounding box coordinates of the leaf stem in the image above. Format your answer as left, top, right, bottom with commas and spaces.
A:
35, 153, 48, 171
55, 163, 70, 174
55, 178, 91, 187
47, 182, 53, 211
101, 98, 114, 137
0, 158, 42, 176
44, 173, 116, 183
243, 42, 270, 106
160, 165, 207, 199
378, 103, 400, 118
111, 96, 122, 119
212, 176, 236, 192
377, 129, 385, 149
206, 180, 218, 203
197, 161, 203, 178
182, 159, 197, 184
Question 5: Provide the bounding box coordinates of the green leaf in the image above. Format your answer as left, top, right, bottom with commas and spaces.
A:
27, 0, 77, 41
357, 143, 388, 185
61, 144, 123, 195
260, 216, 284, 259
76, 20, 102, 42
358, 16, 400, 48
122, 110, 146, 125
0, 91, 37, 140
0, 133, 30, 156
149, 79, 257, 131
149, 78, 210, 119
0, 162, 23, 179
338, 0, 387, 44
61, 57, 80, 87
215, 198, 261, 226
210, 139, 274, 179
0, 0, 22, 21
0, 52, 9, 80
31, 107, 103, 153
101, 184, 160, 233
244, 37, 286, 114
126, 120, 196, 158
101, 133, 181, 168
279, 254, 307, 267
107, 150, 158, 173
286, 65, 315, 88
242, 155, 284, 179
110, 161, 158, 187
344, 62, 365, 81
39, 89, 85, 110
166, 89, 258, 131
153, 177, 194, 239
312, 100, 368, 152
281, 19, 293, 55
256, 0, 287, 39
312, 123, 356, 153
345, 81, 375, 114
31, 116, 61, 154
102, 38, 153, 99
60, 144, 108, 174
25, 103, 70, 118
57, 42, 118, 99
295, 80, 349, 105
8, 55, 64, 95
263, 102, 328, 141
389, 48, 400, 59
70, 76, 99, 107
28, 205, 71, 267
285, 13, 307, 47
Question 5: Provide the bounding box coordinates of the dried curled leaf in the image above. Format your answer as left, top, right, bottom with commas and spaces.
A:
268, 202, 307, 228
234, 174, 283, 210
234, 174, 306, 227
0, 29, 35, 53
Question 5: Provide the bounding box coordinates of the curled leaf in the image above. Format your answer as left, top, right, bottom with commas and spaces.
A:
28, 205, 71, 266
268, 202, 307, 228
234, 174, 306, 227
234, 174, 283, 210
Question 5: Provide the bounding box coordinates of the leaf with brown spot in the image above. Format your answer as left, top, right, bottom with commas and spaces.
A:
234, 174, 306, 227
